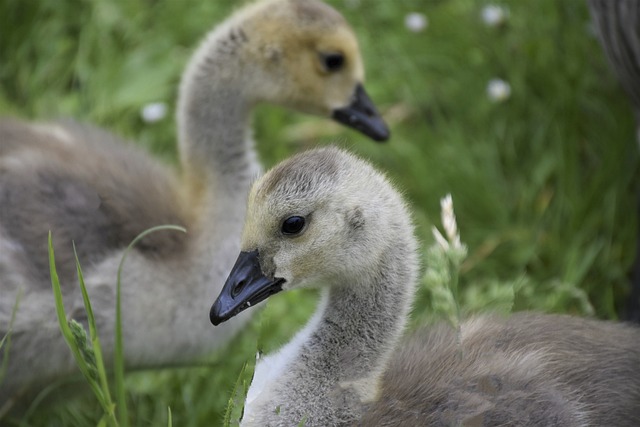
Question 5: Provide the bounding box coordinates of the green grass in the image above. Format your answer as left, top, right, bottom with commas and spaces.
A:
48, 234, 119, 426
1, 0, 639, 425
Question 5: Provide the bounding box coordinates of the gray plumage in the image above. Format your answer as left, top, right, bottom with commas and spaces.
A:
0, 0, 387, 407
364, 313, 640, 426
211, 147, 640, 426
0, 119, 188, 289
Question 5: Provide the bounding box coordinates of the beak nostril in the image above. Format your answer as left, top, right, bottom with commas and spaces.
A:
232, 279, 246, 298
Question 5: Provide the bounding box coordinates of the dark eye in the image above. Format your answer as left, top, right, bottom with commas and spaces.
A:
281, 216, 306, 235
321, 53, 345, 72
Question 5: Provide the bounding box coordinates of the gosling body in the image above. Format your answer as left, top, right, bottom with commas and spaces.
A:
211, 147, 640, 426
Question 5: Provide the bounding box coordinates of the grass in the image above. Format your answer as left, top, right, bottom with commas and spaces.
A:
1, 0, 639, 425
48, 234, 119, 426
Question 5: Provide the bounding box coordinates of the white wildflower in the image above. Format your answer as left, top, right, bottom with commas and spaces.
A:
141, 102, 168, 123
481, 4, 508, 27
486, 78, 511, 102
405, 12, 428, 33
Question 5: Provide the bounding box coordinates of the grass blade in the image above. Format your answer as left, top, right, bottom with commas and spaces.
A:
223, 362, 248, 427
48, 232, 116, 424
72, 242, 115, 418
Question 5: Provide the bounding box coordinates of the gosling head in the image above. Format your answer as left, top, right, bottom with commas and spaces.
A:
236, 0, 389, 141
210, 147, 410, 325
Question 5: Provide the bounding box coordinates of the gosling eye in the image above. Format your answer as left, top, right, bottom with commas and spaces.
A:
281, 216, 306, 235
320, 52, 345, 72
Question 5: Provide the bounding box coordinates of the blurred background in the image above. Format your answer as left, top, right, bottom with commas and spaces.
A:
1, 0, 638, 425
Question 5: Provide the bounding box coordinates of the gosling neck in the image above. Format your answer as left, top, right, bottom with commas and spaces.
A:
172, 23, 261, 343
250, 239, 418, 425
316, 241, 416, 390
177, 22, 259, 198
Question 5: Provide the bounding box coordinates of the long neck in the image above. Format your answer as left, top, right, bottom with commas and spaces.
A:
320, 257, 414, 386
245, 239, 417, 426
176, 22, 261, 282
177, 22, 260, 201
145, 23, 261, 362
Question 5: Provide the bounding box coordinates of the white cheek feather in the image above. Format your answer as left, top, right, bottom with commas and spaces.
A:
242, 291, 329, 423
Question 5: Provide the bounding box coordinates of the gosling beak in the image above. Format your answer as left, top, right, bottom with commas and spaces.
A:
332, 84, 390, 142
210, 250, 285, 326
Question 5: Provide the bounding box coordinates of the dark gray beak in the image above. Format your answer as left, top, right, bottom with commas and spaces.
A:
332, 84, 390, 142
210, 250, 285, 326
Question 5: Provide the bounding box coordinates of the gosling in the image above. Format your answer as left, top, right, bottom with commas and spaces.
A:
211, 146, 640, 426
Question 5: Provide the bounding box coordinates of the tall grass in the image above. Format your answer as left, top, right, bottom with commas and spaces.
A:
1, 0, 638, 425
48, 235, 119, 426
